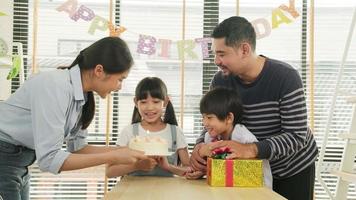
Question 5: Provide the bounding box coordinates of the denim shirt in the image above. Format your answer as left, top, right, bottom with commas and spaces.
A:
0, 66, 88, 174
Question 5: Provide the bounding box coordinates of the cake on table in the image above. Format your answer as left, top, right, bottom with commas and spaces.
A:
129, 136, 170, 155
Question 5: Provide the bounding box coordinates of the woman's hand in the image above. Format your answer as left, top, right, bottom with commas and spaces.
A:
108, 147, 147, 165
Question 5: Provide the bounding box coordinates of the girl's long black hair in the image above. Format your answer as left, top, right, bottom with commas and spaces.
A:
131, 77, 178, 126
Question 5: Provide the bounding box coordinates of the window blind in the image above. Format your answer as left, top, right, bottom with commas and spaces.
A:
14, 0, 217, 199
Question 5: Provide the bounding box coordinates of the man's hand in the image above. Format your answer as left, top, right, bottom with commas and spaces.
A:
209, 140, 258, 159
190, 143, 207, 171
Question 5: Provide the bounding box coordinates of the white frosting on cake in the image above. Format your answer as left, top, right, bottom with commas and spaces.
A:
129, 136, 169, 155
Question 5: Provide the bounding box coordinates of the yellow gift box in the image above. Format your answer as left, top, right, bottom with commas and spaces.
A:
207, 157, 264, 187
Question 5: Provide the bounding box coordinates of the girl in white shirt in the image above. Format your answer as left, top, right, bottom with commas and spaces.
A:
106, 77, 191, 177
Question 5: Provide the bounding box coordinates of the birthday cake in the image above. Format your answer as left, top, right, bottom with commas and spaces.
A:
129, 136, 170, 155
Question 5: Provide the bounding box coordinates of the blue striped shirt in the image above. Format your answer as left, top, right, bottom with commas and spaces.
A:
0, 66, 88, 174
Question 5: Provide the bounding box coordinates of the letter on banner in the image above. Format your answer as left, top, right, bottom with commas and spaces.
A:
137, 35, 157, 55
88, 15, 108, 35
108, 22, 126, 37
70, 5, 95, 21
279, 0, 299, 18
56, 0, 78, 16
177, 40, 198, 60
158, 39, 172, 58
195, 38, 211, 59
271, 8, 292, 29
251, 18, 271, 40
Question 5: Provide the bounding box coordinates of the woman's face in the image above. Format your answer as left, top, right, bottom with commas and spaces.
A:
96, 69, 130, 98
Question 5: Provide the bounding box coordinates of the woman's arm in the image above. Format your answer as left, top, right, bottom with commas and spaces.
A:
74, 145, 121, 154
106, 158, 158, 178
60, 148, 146, 172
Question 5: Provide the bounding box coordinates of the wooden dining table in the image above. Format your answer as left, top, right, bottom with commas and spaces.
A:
103, 176, 287, 200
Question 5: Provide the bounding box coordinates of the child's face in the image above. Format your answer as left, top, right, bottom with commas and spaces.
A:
202, 113, 232, 138
135, 94, 165, 124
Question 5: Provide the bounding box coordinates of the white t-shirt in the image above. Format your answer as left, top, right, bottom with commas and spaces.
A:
118, 123, 188, 150
204, 124, 273, 189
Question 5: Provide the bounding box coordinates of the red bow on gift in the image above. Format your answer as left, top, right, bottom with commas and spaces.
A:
212, 147, 231, 159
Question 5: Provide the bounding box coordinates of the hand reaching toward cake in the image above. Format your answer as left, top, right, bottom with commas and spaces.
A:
108, 147, 147, 165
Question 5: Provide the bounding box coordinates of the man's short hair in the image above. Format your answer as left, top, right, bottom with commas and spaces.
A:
212, 16, 256, 51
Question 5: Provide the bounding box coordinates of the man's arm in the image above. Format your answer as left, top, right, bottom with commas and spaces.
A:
256, 70, 309, 160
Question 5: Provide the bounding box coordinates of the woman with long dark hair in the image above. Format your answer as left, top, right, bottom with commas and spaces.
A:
0, 37, 147, 200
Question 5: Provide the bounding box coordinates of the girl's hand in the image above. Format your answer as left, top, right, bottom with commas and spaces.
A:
134, 157, 158, 171
156, 156, 170, 171
109, 147, 147, 165
185, 170, 205, 180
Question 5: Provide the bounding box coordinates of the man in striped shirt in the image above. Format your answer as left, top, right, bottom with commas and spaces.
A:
190, 16, 318, 200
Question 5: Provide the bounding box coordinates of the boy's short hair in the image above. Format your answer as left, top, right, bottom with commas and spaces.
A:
200, 87, 243, 125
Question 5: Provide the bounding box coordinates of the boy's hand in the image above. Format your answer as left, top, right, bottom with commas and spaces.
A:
190, 143, 207, 171
198, 143, 213, 157
209, 140, 258, 159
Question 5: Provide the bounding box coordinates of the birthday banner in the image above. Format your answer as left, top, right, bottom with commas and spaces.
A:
56, 0, 300, 60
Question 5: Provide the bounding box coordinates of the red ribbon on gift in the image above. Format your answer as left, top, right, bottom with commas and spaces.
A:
225, 159, 234, 187
211, 147, 234, 186
212, 146, 231, 155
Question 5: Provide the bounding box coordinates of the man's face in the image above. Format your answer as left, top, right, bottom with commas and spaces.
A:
212, 38, 245, 76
